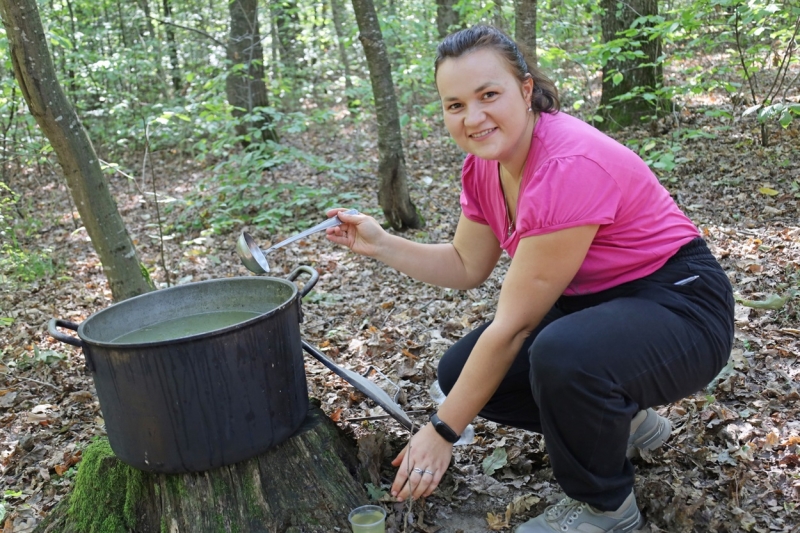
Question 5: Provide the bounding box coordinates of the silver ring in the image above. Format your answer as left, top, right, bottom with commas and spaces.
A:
413, 467, 424, 474
424, 469, 435, 475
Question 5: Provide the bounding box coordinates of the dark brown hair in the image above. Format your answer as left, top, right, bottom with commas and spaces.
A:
434, 25, 560, 114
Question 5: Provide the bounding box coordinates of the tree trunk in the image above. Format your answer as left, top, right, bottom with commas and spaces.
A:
226, 0, 278, 145
515, 0, 537, 62
272, 0, 303, 97
162, 0, 182, 93
435, 0, 461, 39
350, 0, 423, 231
494, 0, 507, 33
33, 403, 372, 533
598, 0, 666, 131
0, 0, 152, 302
330, 0, 356, 107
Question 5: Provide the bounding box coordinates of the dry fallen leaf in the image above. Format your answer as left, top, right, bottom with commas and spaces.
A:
505, 493, 541, 522
486, 511, 509, 530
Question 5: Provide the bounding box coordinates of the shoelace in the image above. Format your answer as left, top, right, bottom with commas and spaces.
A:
545, 497, 588, 532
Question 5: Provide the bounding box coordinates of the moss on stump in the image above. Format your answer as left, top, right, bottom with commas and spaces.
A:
35, 404, 370, 533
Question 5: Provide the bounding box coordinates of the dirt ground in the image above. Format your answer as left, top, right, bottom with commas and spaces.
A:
1, 105, 799, 532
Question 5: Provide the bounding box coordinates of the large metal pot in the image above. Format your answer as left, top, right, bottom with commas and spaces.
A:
49, 267, 318, 474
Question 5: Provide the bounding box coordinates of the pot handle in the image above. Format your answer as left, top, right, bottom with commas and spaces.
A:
286, 265, 319, 298
48, 319, 84, 348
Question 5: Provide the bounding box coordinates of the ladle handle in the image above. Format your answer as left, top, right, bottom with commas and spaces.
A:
266, 209, 359, 252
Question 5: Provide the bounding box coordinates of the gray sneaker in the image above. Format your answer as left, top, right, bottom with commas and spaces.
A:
627, 408, 672, 458
515, 491, 645, 533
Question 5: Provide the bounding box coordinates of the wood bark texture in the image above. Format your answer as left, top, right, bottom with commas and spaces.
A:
350, 0, 422, 230
329, 0, 355, 105
599, 0, 666, 130
226, 0, 278, 144
33, 404, 370, 533
0, 0, 152, 302
271, 0, 303, 88
514, 0, 537, 62
162, 0, 182, 92
435, 0, 461, 39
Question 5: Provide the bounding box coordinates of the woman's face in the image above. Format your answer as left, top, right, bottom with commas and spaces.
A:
436, 48, 534, 166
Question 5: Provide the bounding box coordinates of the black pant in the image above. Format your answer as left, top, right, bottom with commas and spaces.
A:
437, 238, 734, 511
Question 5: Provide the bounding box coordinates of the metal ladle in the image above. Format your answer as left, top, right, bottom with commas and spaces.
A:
237, 209, 359, 274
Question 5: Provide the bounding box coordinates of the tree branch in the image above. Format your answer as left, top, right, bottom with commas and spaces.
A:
733, 7, 759, 106
763, 15, 800, 104
147, 15, 225, 47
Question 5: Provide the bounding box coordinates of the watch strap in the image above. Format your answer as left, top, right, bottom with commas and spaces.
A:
430, 412, 460, 443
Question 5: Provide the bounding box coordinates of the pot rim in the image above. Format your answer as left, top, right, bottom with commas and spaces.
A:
76, 276, 300, 348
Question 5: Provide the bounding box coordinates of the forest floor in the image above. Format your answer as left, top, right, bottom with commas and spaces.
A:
1, 101, 800, 533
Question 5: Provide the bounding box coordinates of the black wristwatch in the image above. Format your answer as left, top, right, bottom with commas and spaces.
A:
430, 413, 460, 443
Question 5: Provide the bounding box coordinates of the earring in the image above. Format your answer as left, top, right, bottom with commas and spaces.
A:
528, 107, 532, 112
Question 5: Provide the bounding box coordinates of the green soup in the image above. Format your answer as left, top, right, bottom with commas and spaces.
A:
112, 311, 261, 344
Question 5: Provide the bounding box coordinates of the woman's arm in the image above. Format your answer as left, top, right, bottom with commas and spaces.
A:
391, 224, 599, 500
436, 224, 599, 433
327, 210, 503, 290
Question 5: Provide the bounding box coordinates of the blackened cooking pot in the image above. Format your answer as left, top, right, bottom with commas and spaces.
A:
48, 266, 318, 474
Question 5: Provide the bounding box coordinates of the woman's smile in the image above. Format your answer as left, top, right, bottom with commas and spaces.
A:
470, 127, 497, 139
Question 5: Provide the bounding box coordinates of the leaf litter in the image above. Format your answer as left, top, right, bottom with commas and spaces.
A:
0, 109, 798, 533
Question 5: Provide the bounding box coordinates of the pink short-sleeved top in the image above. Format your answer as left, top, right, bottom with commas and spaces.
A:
460, 111, 699, 295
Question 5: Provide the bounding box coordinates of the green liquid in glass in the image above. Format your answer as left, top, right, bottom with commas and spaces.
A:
350, 510, 385, 533
112, 311, 260, 344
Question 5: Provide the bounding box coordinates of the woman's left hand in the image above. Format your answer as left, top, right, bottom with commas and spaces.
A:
391, 423, 453, 501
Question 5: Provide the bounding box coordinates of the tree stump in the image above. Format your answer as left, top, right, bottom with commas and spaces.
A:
35, 402, 371, 532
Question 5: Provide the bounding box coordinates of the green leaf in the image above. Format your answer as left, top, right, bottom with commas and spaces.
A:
758, 186, 779, 196
743, 104, 762, 116
734, 291, 796, 310
482, 447, 508, 476
612, 72, 624, 85
0, 317, 13, 327
365, 483, 388, 501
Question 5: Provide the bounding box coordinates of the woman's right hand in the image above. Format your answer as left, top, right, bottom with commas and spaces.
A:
325, 208, 386, 258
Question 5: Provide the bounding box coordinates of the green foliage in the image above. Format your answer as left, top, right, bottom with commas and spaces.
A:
626, 128, 717, 178
174, 142, 361, 235
365, 482, 389, 500
0, 0, 795, 224
662, 0, 800, 135
0, 183, 56, 286
16, 345, 67, 371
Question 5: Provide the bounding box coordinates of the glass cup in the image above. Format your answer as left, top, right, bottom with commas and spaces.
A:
348, 504, 386, 533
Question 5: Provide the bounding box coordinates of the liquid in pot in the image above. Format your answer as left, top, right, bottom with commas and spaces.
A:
111, 310, 261, 344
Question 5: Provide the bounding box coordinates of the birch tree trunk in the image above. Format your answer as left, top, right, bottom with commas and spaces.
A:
0, 0, 152, 302
350, 0, 422, 230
